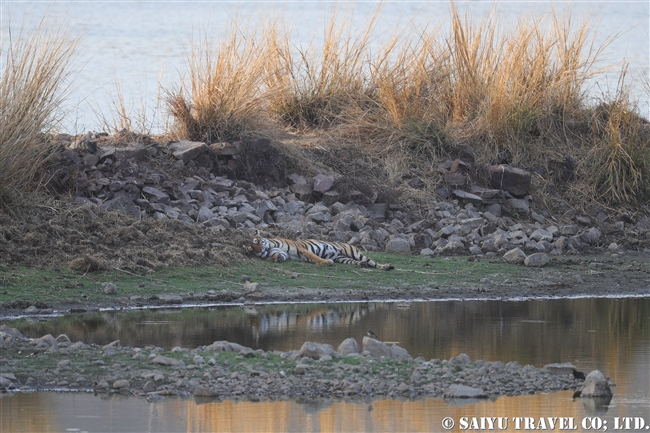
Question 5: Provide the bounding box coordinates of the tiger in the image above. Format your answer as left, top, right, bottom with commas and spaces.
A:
244, 234, 394, 271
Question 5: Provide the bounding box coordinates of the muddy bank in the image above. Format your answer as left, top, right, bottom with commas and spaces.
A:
0, 326, 589, 401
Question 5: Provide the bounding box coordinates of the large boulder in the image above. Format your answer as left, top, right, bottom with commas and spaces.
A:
524, 252, 549, 267
581, 370, 613, 397
170, 140, 209, 163
488, 165, 532, 197
337, 338, 360, 355
385, 236, 411, 254
362, 337, 412, 360
299, 341, 337, 360
503, 247, 526, 264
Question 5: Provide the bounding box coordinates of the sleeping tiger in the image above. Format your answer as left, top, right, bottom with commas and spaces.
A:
244, 234, 394, 271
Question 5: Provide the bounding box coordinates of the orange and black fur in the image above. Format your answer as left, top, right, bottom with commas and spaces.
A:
244, 235, 394, 270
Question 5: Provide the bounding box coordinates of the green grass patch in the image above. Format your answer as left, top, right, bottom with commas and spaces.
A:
0, 253, 540, 308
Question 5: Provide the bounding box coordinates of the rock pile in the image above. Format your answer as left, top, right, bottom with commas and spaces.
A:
48, 134, 650, 264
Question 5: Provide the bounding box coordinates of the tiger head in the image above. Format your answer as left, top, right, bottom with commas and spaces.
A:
243, 234, 271, 258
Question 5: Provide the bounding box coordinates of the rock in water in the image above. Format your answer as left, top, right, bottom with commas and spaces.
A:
581, 370, 613, 397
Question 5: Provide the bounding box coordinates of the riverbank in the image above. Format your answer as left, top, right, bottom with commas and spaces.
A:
1, 251, 649, 318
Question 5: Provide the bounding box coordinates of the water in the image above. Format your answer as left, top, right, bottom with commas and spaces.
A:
2, 297, 649, 432
1, 1, 648, 134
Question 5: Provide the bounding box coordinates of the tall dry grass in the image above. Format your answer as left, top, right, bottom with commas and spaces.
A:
586, 72, 650, 205
165, 21, 283, 143
266, 9, 381, 130
165, 4, 648, 207
0, 18, 78, 210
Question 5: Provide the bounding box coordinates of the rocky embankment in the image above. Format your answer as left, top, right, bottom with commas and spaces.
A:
1, 325, 599, 400
45, 134, 650, 265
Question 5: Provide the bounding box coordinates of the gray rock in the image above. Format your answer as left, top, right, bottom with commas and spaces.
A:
580, 227, 601, 245
239, 347, 256, 358
112, 379, 130, 389
56, 334, 72, 343
581, 370, 613, 397
390, 344, 412, 360
434, 225, 455, 239
193, 385, 215, 397
243, 282, 259, 294
332, 209, 366, 233
435, 239, 465, 255
170, 140, 209, 163
384, 236, 411, 254
299, 342, 337, 360
530, 228, 553, 242
142, 381, 157, 393
444, 384, 488, 399
443, 172, 467, 189
450, 353, 471, 365
150, 355, 182, 366
337, 338, 360, 355
452, 190, 483, 206
456, 217, 485, 235
24, 305, 39, 314
524, 252, 549, 267
102, 282, 117, 294
142, 186, 170, 204
362, 336, 393, 358
101, 196, 141, 219
197, 206, 214, 223
487, 165, 531, 196
503, 248, 526, 264
290, 183, 313, 201
313, 174, 335, 193
544, 362, 577, 376
560, 225, 579, 235
505, 198, 530, 215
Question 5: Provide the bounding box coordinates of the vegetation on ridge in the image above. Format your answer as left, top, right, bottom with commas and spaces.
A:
1, 4, 648, 215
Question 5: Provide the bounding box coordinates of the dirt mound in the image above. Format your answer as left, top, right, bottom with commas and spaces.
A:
0, 203, 252, 273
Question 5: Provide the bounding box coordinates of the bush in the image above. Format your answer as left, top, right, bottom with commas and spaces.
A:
0, 18, 78, 210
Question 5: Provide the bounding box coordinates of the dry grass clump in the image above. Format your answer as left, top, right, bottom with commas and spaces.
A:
165, 21, 283, 143
266, 10, 380, 130
0, 18, 78, 210
586, 80, 650, 205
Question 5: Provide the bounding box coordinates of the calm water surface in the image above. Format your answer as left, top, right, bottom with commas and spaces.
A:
2, 297, 649, 432
2, 1, 648, 133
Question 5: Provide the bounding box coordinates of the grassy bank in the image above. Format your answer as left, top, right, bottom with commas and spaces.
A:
0, 253, 540, 309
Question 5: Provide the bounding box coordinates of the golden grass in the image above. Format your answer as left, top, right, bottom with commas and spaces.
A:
165, 20, 284, 142
266, 8, 381, 130
162, 4, 648, 208
0, 17, 78, 210
588, 73, 650, 205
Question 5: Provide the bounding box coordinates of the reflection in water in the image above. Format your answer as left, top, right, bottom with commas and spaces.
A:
2, 391, 649, 433
2, 298, 649, 432
9, 298, 650, 366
